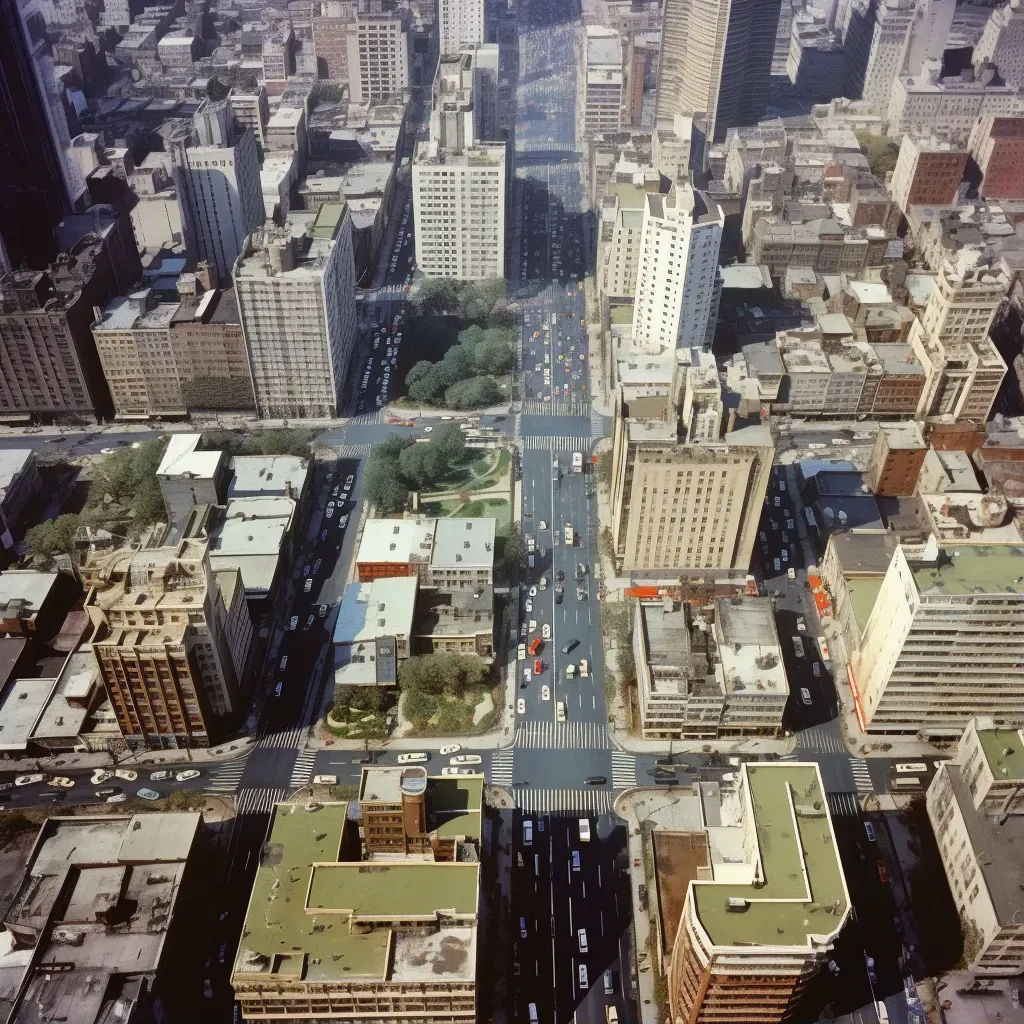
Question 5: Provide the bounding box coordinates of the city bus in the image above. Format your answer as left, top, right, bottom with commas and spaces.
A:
895, 762, 928, 774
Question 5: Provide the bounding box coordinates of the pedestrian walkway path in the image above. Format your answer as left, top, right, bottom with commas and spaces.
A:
850, 758, 874, 793
590, 410, 606, 438
828, 792, 860, 818
289, 750, 318, 789
258, 725, 307, 750
520, 435, 592, 451
796, 722, 847, 755
514, 787, 614, 813
236, 787, 288, 816
204, 759, 247, 794
514, 720, 610, 749
611, 751, 637, 789
521, 398, 589, 416
490, 748, 515, 785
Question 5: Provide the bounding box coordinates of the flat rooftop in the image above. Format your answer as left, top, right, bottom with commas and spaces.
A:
692, 763, 849, 949
653, 831, 710, 953
430, 518, 495, 570
910, 545, 1024, 597
428, 775, 483, 841
157, 433, 222, 478
228, 454, 308, 497
333, 577, 417, 644
715, 598, 788, 696
976, 726, 1024, 783
359, 765, 425, 803
0, 571, 57, 617
881, 422, 925, 449
235, 803, 479, 984
357, 517, 434, 566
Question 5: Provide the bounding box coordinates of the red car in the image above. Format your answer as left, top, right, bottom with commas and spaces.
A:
876, 859, 888, 883
534, 658, 543, 674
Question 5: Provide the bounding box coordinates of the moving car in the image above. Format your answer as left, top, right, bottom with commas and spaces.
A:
137, 788, 161, 801
439, 745, 461, 755
450, 755, 482, 766
579, 659, 589, 678
517, 643, 526, 661
96, 787, 122, 798
397, 752, 429, 764
542, 623, 551, 640
585, 776, 606, 785
114, 769, 137, 782
176, 769, 200, 782
562, 639, 579, 654
288, 615, 298, 630
150, 770, 170, 781
534, 658, 543, 674
541, 685, 550, 701
517, 698, 526, 714
578, 965, 589, 990
800, 687, 812, 705
877, 858, 889, 883
556, 701, 566, 722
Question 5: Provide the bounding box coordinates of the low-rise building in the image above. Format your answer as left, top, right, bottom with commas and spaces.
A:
633, 596, 788, 739
356, 518, 436, 581
666, 763, 850, 1023
928, 740, 1024, 976
156, 433, 228, 525
3, 811, 203, 1024
414, 585, 493, 658
232, 800, 479, 1023
426, 518, 495, 590
0, 570, 70, 637
750, 217, 888, 280
332, 576, 417, 687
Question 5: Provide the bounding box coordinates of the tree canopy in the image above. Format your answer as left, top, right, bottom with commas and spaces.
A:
403, 322, 514, 409
85, 438, 169, 527
25, 513, 81, 563
398, 651, 489, 697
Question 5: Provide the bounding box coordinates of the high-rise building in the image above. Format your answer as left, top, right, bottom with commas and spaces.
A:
609, 424, 774, 573
907, 247, 1008, 422
234, 205, 358, 418
867, 422, 927, 495
974, 0, 1024, 89
85, 537, 247, 749
667, 763, 850, 1024
631, 182, 724, 352
0, 206, 141, 420
852, 543, 1024, 737
623, 36, 650, 126
842, 0, 916, 113
169, 103, 265, 286
346, 9, 411, 104
597, 176, 652, 302
228, 85, 271, 156
889, 134, 968, 213
313, 0, 356, 80
970, 115, 1024, 200
581, 27, 624, 138
655, 0, 782, 144
439, 0, 485, 55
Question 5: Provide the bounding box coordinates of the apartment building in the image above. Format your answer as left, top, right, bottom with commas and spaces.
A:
888, 60, 1024, 144
787, 7, 844, 103
969, 116, 1024, 200
750, 217, 888, 279
928, 748, 1024, 976
85, 538, 248, 749
867, 422, 927, 496
957, 716, 1024, 815
667, 763, 850, 1023
91, 288, 185, 419
610, 422, 773, 574
581, 27, 623, 138
598, 180, 648, 301
974, 0, 1024, 89
347, 10, 411, 105
631, 183, 724, 352
634, 596, 788, 739
232, 800, 479, 1023
234, 206, 357, 419
412, 145, 506, 279
842, 0, 916, 114
852, 544, 1024, 737
312, 0, 355, 81
229, 85, 270, 155
425, 518, 495, 590
908, 248, 1008, 423
889, 135, 968, 213
358, 765, 482, 860
438, 0, 484, 55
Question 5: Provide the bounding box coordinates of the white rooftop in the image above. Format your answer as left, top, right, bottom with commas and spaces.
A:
0, 450, 35, 493
0, 677, 52, 752
157, 434, 222, 479
357, 518, 435, 566
430, 518, 496, 569
334, 577, 417, 644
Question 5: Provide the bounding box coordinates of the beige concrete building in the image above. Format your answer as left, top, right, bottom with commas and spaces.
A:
610, 418, 773, 574
580, 27, 623, 138
347, 10, 411, 105
91, 288, 185, 419
84, 535, 249, 749
852, 543, 1024, 737
928, 726, 1024, 976
908, 248, 1008, 422
667, 763, 850, 1024
634, 596, 788, 739
957, 716, 1024, 816
598, 180, 647, 301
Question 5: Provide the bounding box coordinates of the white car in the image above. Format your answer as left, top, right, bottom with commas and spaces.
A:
539, 520, 547, 530
525, 600, 533, 613
48, 776, 75, 788
800, 687, 812, 705
441, 767, 473, 775
91, 770, 114, 785
439, 744, 461, 755
812, 662, 821, 678
175, 769, 200, 782
542, 624, 551, 640
106, 793, 127, 804
423, 426, 433, 433
149, 770, 171, 781
517, 698, 526, 714
114, 769, 138, 782
279, 655, 288, 671
528, 586, 538, 597
797, 617, 806, 632
288, 615, 299, 630
523, 668, 532, 683
541, 685, 550, 701
517, 643, 526, 661
15, 774, 44, 786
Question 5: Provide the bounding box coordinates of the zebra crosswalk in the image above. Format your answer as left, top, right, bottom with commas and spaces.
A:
514, 720, 610, 749
796, 723, 848, 755
236, 787, 288, 816
520, 399, 589, 417
828, 792, 861, 818
521, 435, 592, 451
611, 751, 637, 789
515, 788, 615, 814
204, 759, 247, 794
334, 443, 372, 459
259, 725, 307, 750
850, 758, 873, 793
590, 411, 607, 439
490, 749, 515, 785
289, 750, 318, 789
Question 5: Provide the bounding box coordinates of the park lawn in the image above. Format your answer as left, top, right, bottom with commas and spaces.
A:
460, 497, 511, 533
402, 685, 501, 737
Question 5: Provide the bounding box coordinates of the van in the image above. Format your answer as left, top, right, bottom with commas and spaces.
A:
397, 752, 429, 764
312, 775, 338, 785
528, 1003, 539, 1024
578, 929, 588, 953
523, 820, 533, 846
604, 970, 614, 995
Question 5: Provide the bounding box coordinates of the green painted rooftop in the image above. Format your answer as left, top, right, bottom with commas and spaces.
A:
847, 576, 884, 636
692, 764, 849, 949
610, 303, 633, 325
978, 727, 1024, 782
429, 775, 483, 840
234, 803, 479, 983
607, 181, 646, 210
911, 545, 1024, 597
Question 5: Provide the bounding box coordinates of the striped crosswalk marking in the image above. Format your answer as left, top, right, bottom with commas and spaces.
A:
259, 725, 307, 751
236, 787, 288, 816
335, 443, 372, 459
521, 399, 590, 417
515, 720, 610, 750
521, 435, 592, 451
490, 749, 515, 785
289, 750, 318, 789
850, 759, 874, 793
611, 751, 637, 789
590, 411, 607, 439
827, 792, 860, 818
797, 723, 847, 755
204, 759, 247, 794
514, 788, 614, 814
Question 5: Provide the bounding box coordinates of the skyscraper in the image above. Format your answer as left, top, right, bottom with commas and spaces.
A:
654, 0, 782, 144
438, 0, 485, 55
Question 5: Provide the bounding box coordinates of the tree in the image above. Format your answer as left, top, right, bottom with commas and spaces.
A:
399, 442, 446, 489
405, 360, 436, 392
596, 449, 613, 488
407, 363, 450, 405
240, 428, 314, 456
471, 332, 514, 375
457, 279, 506, 321
417, 278, 462, 315
445, 376, 503, 409
25, 513, 80, 562
430, 423, 466, 462
855, 131, 900, 178
502, 529, 528, 575
363, 461, 410, 513
398, 651, 489, 697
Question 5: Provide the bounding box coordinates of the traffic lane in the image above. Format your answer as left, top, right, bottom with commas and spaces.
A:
513, 748, 612, 789
512, 810, 555, 1024
0, 765, 213, 810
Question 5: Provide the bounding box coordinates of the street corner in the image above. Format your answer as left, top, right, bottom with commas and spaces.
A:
485, 784, 516, 810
